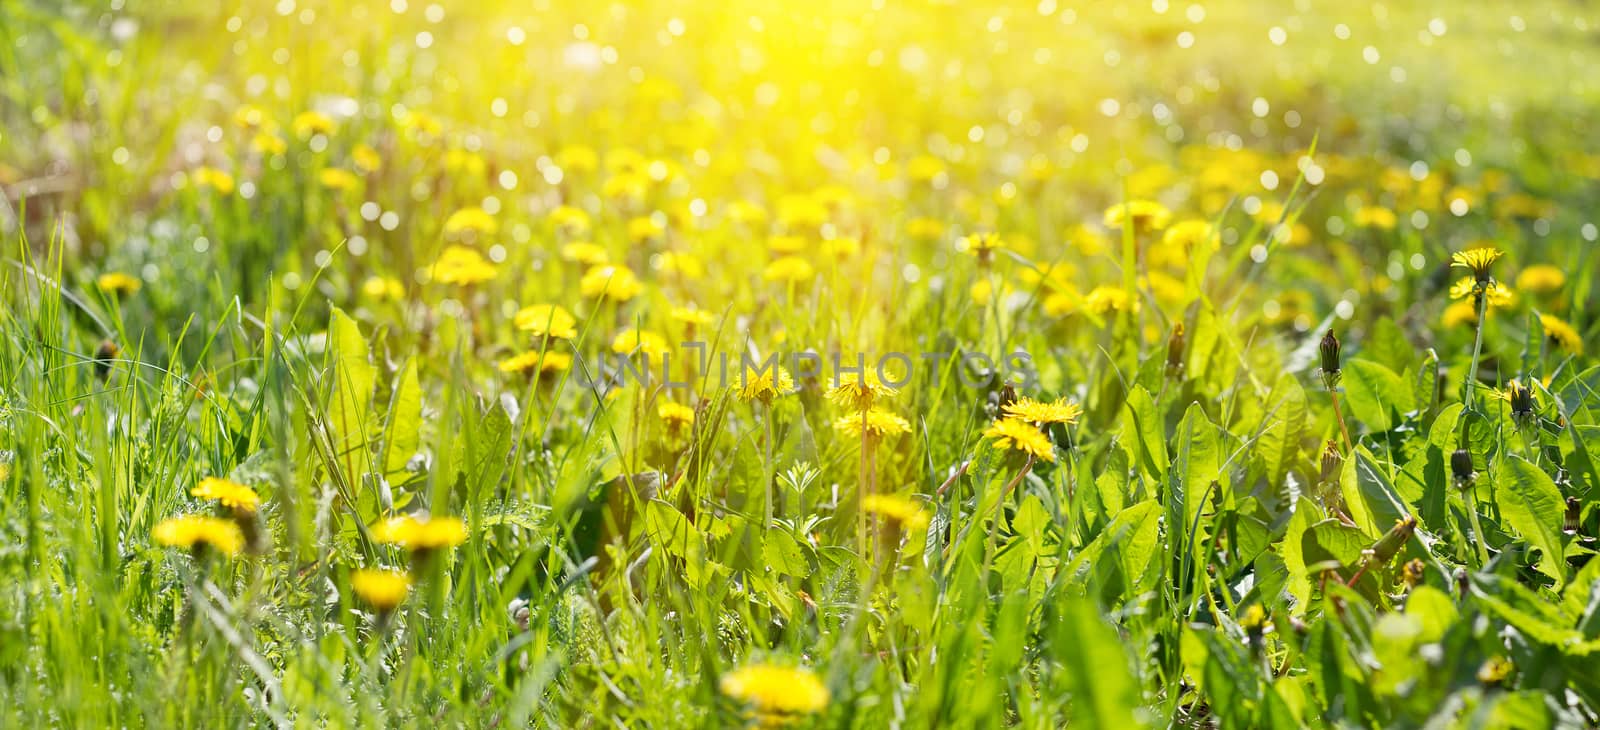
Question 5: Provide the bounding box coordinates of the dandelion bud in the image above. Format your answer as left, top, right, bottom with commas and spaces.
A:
1401, 558, 1425, 588
94, 339, 119, 381
1505, 380, 1535, 422
1318, 440, 1344, 485
1165, 323, 1186, 376
1370, 516, 1417, 567
1450, 449, 1475, 487
1318, 329, 1341, 385
1477, 656, 1514, 687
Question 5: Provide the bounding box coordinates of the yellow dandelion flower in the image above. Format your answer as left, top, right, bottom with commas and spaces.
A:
1539, 314, 1582, 354
513, 304, 578, 340
768, 234, 808, 255
1003, 397, 1082, 425
549, 205, 591, 233
292, 110, 336, 138
443, 207, 498, 237
628, 216, 665, 243
191, 477, 261, 513
655, 251, 705, 279
907, 154, 946, 182
611, 328, 671, 359
984, 417, 1056, 462
1103, 200, 1172, 232
370, 515, 468, 551
251, 132, 287, 156
827, 371, 899, 412
658, 402, 696, 431
1043, 291, 1077, 318
556, 145, 598, 174
1353, 205, 1397, 230
719, 664, 830, 724
97, 272, 142, 296
763, 256, 815, 284
191, 166, 235, 194
1162, 219, 1215, 252
861, 494, 930, 532
727, 199, 770, 226
318, 167, 360, 191
907, 217, 946, 241
352, 143, 382, 172
1451, 246, 1503, 281
362, 276, 405, 301
350, 568, 411, 612
430, 246, 498, 286
580, 265, 644, 301
1085, 285, 1136, 315
1441, 300, 1478, 328
153, 515, 245, 557
1516, 265, 1566, 295
823, 236, 861, 258
735, 366, 796, 405
670, 306, 715, 328
498, 350, 572, 377
560, 241, 609, 266
1448, 276, 1514, 307
233, 104, 270, 130
832, 409, 911, 441
960, 233, 1005, 259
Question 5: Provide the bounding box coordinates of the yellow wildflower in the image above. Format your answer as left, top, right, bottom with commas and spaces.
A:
1003, 397, 1082, 425
719, 664, 830, 725
1451, 246, 1503, 281
318, 167, 360, 191
861, 494, 930, 532
1539, 314, 1582, 354
96, 272, 142, 296
350, 568, 411, 612
431, 246, 498, 286
192, 166, 235, 194
832, 409, 911, 441
153, 515, 245, 557
611, 329, 671, 359
443, 207, 497, 238
370, 515, 468, 551
763, 256, 815, 284
1516, 265, 1566, 295
560, 241, 609, 266
498, 351, 572, 377
1085, 285, 1136, 315
1103, 200, 1172, 232
580, 265, 644, 301
658, 402, 696, 432
827, 371, 899, 412
292, 110, 336, 137
191, 477, 261, 513
984, 417, 1056, 462
1353, 205, 1397, 230
735, 365, 795, 405
513, 304, 579, 340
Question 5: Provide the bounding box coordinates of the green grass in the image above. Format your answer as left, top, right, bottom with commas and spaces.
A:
1, 1, 1599, 727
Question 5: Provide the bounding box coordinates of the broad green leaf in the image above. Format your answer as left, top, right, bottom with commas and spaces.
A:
762, 528, 810, 578
383, 358, 422, 479
1173, 403, 1221, 537
1256, 373, 1306, 489
1361, 317, 1413, 375
1495, 455, 1568, 588
326, 307, 376, 491
1050, 599, 1141, 729
1342, 358, 1412, 431
1340, 447, 1410, 537
1120, 385, 1168, 480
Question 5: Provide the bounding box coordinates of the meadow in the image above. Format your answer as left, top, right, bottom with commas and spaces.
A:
1, 0, 1598, 727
